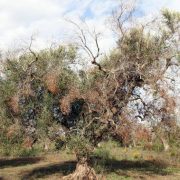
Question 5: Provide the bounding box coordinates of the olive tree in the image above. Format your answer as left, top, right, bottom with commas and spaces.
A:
61, 3, 179, 179
0, 1, 179, 179
0, 40, 80, 154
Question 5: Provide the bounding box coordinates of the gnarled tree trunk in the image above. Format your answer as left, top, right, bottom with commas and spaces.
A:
63, 158, 98, 180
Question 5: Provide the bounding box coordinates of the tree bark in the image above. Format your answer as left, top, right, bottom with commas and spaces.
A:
63, 161, 97, 180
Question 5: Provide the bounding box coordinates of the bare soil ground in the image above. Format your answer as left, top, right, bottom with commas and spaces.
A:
0, 153, 76, 180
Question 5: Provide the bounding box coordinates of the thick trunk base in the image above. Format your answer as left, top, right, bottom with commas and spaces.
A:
63, 162, 98, 180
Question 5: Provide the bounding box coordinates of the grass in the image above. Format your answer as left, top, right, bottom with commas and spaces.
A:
0, 141, 180, 180
92, 140, 180, 179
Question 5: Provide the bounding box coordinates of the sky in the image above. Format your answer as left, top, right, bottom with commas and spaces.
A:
0, 0, 180, 53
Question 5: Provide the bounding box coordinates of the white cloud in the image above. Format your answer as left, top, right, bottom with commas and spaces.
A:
138, 0, 180, 14
0, 0, 179, 53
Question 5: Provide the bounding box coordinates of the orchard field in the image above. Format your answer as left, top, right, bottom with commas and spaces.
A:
0, 140, 180, 180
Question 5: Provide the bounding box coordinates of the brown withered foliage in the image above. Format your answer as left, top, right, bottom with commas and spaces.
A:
6, 121, 21, 139
84, 90, 100, 105
150, 89, 177, 151
115, 111, 152, 147
60, 87, 81, 114
7, 95, 20, 115
22, 136, 34, 149
21, 83, 34, 97
44, 71, 59, 94
83, 90, 104, 113
159, 89, 176, 114
115, 114, 134, 146
134, 126, 152, 144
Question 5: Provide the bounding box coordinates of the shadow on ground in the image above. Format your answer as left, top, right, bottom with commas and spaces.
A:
21, 161, 76, 180
0, 156, 173, 179
91, 157, 171, 176
21, 158, 171, 179
0, 157, 42, 169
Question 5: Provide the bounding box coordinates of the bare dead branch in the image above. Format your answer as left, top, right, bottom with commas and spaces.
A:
67, 20, 107, 74
26, 36, 39, 72
111, 0, 136, 41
